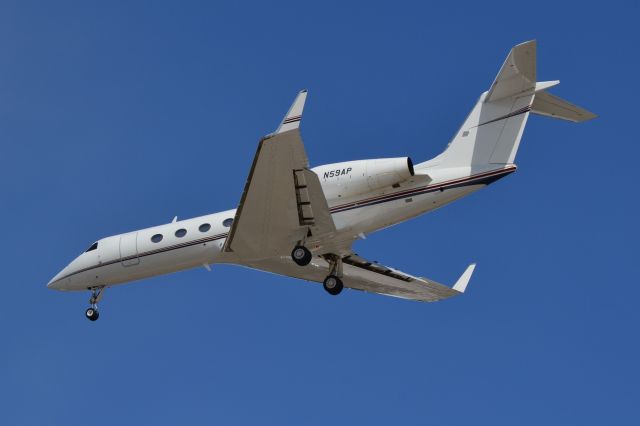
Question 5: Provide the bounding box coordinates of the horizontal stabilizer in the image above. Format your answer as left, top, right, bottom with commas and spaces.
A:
531, 90, 597, 122
535, 80, 560, 92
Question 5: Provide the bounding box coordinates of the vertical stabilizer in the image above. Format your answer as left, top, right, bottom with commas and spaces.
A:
430, 41, 537, 169
424, 40, 595, 170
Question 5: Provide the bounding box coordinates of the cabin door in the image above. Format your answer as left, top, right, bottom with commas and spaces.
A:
119, 232, 140, 266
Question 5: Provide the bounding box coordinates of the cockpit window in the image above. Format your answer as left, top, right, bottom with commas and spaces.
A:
85, 242, 98, 252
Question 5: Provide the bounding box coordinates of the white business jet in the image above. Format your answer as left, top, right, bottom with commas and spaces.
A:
48, 41, 595, 321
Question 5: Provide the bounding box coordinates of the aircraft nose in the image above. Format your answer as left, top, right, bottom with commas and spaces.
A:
47, 275, 61, 289
47, 268, 67, 289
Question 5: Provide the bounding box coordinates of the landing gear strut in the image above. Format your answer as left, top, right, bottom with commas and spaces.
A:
323, 255, 344, 296
85, 286, 105, 322
291, 245, 312, 266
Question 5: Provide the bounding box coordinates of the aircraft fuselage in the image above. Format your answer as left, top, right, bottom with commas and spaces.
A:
47, 163, 515, 292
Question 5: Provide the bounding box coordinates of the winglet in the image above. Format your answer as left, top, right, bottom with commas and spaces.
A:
452, 263, 476, 293
276, 90, 307, 134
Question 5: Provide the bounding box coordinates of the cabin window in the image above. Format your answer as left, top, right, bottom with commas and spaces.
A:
223, 218, 234, 227
175, 228, 187, 238
85, 242, 98, 252
151, 234, 163, 243
199, 223, 211, 232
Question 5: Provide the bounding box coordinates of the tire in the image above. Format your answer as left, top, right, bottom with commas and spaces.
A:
291, 245, 312, 266
323, 275, 343, 296
85, 307, 99, 321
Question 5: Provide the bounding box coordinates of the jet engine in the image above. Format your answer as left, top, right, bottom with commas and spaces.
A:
312, 157, 415, 199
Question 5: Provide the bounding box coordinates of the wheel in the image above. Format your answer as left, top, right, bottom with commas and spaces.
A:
323, 275, 343, 295
291, 245, 312, 266
85, 307, 99, 321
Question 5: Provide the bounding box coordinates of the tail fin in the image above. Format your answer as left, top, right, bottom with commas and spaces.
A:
429, 40, 595, 169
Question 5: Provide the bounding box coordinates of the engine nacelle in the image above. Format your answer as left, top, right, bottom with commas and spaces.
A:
313, 157, 415, 200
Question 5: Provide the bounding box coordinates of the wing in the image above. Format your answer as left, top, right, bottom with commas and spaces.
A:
224, 91, 336, 261
246, 254, 476, 302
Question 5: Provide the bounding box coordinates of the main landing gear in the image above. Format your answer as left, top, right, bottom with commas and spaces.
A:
322, 255, 344, 296
290, 242, 344, 296
85, 286, 105, 322
291, 245, 312, 266
323, 274, 343, 295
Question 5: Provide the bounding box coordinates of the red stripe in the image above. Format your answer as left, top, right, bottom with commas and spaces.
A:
477, 105, 531, 127
52, 233, 229, 283
329, 167, 516, 212
283, 115, 301, 123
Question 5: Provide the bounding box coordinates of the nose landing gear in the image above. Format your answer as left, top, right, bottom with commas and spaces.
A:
85, 307, 99, 321
85, 286, 105, 322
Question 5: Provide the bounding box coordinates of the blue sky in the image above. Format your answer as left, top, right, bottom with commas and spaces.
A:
1, 1, 638, 424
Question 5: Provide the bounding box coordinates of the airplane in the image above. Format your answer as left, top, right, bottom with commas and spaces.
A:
47, 40, 595, 321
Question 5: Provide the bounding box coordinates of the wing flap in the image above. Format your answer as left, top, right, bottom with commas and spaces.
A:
341, 255, 470, 301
